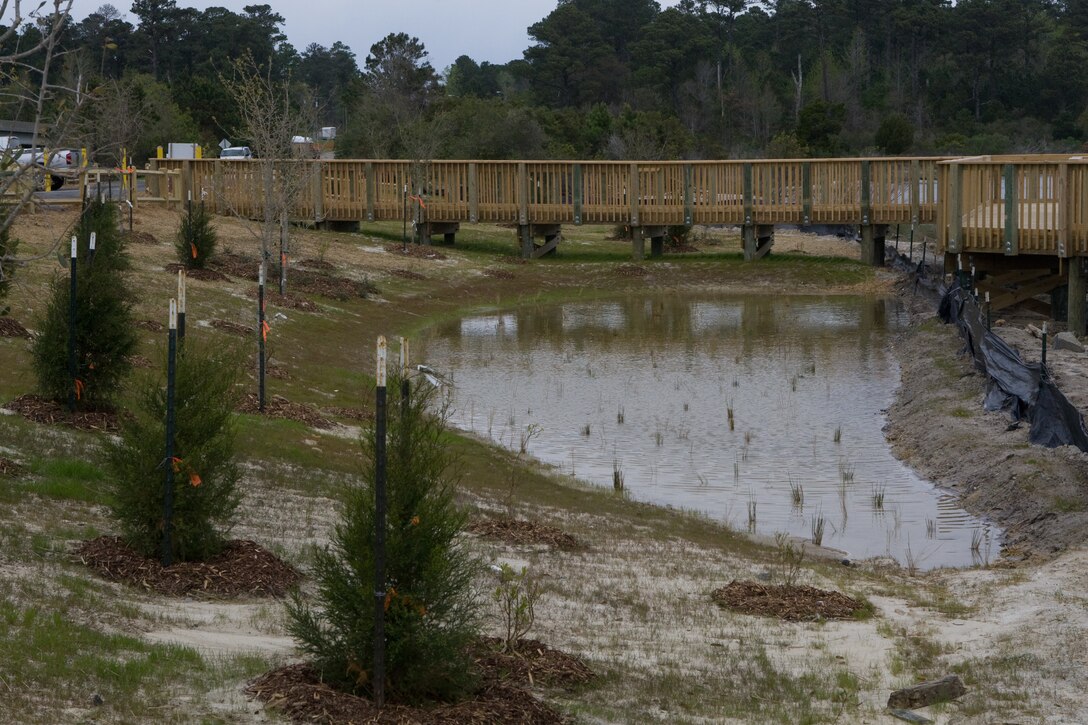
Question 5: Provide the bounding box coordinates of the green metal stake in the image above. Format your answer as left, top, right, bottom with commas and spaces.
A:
1041, 322, 1048, 376
162, 299, 178, 566
374, 336, 388, 708
67, 236, 77, 413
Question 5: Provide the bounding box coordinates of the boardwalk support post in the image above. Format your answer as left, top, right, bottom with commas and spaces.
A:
861, 224, 888, 266
1070, 258, 1087, 338
632, 226, 645, 261
647, 226, 667, 258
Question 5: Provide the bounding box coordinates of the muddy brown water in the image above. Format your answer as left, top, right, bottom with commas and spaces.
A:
423, 293, 997, 569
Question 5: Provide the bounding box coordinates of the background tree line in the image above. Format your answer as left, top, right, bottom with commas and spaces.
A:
13, 0, 1088, 163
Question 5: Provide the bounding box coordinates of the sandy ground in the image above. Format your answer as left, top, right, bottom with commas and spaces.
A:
4, 206, 1088, 723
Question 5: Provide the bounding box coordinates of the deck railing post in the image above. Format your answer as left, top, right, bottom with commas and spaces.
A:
801, 162, 812, 225
629, 162, 639, 227
468, 162, 479, 223
365, 162, 375, 222
949, 163, 963, 255
1003, 164, 1019, 256
573, 163, 583, 225
683, 163, 693, 225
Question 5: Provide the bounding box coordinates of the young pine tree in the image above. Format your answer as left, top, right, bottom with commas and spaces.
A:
105, 339, 244, 561
175, 202, 217, 269
0, 213, 17, 316
287, 374, 481, 704
31, 201, 136, 408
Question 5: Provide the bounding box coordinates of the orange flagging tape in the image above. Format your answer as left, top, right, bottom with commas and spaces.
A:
74, 379, 84, 400
261, 320, 270, 342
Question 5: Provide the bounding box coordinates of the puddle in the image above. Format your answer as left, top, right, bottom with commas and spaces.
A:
422, 293, 997, 569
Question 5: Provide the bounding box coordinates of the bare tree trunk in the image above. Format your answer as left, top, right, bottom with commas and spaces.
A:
279, 207, 288, 295
792, 55, 804, 124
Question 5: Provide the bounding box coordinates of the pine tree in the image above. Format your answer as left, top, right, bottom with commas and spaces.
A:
287, 375, 481, 704
105, 339, 244, 561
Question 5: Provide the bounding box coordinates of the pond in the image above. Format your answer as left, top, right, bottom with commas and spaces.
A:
422, 292, 997, 569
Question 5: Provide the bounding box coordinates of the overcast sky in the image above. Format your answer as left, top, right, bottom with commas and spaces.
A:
75, 0, 682, 72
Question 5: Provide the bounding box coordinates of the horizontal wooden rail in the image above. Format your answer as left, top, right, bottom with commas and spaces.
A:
151, 156, 946, 226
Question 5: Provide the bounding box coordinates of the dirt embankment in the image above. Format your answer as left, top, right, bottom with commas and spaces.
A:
884, 270, 1088, 561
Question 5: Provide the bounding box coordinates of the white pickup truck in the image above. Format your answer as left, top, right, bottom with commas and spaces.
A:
0, 135, 80, 190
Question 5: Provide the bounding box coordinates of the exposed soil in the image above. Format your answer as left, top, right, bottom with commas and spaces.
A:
0, 316, 31, 338
884, 253, 1088, 561
384, 243, 448, 261
237, 393, 334, 429
126, 354, 153, 369
2, 394, 121, 432
0, 456, 23, 476
711, 579, 867, 621
210, 318, 254, 336
246, 640, 585, 725
614, 264, 648, 277
134, 318, 165, 332
163, 263, 230, 282
467, 518, 583, 551
298, 258, 336, 271
76, 536, 301, 598
264, 364, 291, 380
287, 268, 375, 301
389, 268, 426, 280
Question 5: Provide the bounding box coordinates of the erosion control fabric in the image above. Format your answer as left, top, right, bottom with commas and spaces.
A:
939, 284, 1088, 452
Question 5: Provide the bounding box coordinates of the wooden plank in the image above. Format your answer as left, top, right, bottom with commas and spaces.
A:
989, 274, 1063, 311
468, 162, 478, 223
312, 161, 324, 223
802, 162, 812, 224
743, 163, 753, 224
910, 159, 921, 225
860, 159, 871, 225
518, 162, 528, 225
1004, 163, 1019, 256
629, 162, 639, 226
1059, 162, 1070, 258
683, 163, 693, 225
365, 162, 375, 221
531, 235, 560, 259
949, 164, 963, 254
573, 163, 583, 225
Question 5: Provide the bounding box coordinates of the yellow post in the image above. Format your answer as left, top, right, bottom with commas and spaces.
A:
195, 145, 203, 160
121, 148, 128, 196
80, 147, 88, 168
157, 146, 164, 160
43, 148, 51, 192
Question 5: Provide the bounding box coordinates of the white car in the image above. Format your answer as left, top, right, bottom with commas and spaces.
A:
220, 146, 252, 159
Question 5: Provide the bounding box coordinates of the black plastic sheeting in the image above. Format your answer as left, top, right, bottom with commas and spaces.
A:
938, 283, 1088, 452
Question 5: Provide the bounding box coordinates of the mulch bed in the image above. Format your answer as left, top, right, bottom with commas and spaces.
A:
246, 637, 593, 724
665, 241, 700, 254
389, 268, 426, 280
121, 230, 158, 245
0, 456, 23, 477
614, 264, 648, 277
76, 536, 301, 598
245, 287, 319, 312
467, 518, 582, 551
289, 269, 375, 301
384, 243, 448, 261
0, 317, 31, 338
324, 406, 373, 423
211, 318, 254, 336
134, 319, 165, 332
711, 580, 866, 622
482, 269, 516, 280
237, 393, 334, 429
3, 394, 121, 433
266, 365, 292, 380
473, 637, 596, 690
163, 263, 230, 282
210, 252, 260, 280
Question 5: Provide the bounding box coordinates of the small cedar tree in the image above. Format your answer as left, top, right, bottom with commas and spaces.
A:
175, 202, 217, 269
287, 374, 481, 704
105, 338, 244, 561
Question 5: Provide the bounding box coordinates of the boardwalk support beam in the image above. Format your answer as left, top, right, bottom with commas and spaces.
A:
861, 224, 888, 266
517, 224, 562, 259
647, 226, 667, 258
743, 224, 775, 261
416, 221, 460, 245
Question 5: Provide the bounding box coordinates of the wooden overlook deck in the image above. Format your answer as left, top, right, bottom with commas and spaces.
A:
149, 155, 1088, 331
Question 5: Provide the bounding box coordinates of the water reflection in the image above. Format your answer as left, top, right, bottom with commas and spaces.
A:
424, 293, 996, 569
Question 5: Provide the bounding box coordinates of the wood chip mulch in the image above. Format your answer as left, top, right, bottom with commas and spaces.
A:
121, 230, 158, 245
76, 536, 301, 598
211, 318, 254, 336
389, 268, 426, 280
288, 269, 375, 301
0, 456, 23, 477
265, 365, 292, 380
3, 394, 121, 432
246, 640, 584, 725
237, 393, 334, 429
467, 518, 582, 551
482, 269, 516, 280
665, 241, 700, 254
163, 263, 230, 282
245, 287, 319, 312
384, 243, 448, 261
210, 252, 260, 280
0, 317, 31, 338
134, 319, 165, 332
473, 637, 596, 690
614, 264, 648, 277
323, 406, 373, 423
711, 580, 866, 621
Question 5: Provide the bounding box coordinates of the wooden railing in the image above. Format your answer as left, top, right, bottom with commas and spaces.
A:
152, 157, 945, 228
940, 156, 1088, 258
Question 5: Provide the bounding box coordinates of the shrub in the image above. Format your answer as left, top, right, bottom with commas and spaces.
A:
175, 202, 217, 269
875, 114, 915, 155
493, 564, 541, 653
31, 202, 135, 407
287, 374, 481, 704
105, 338, 244, 561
